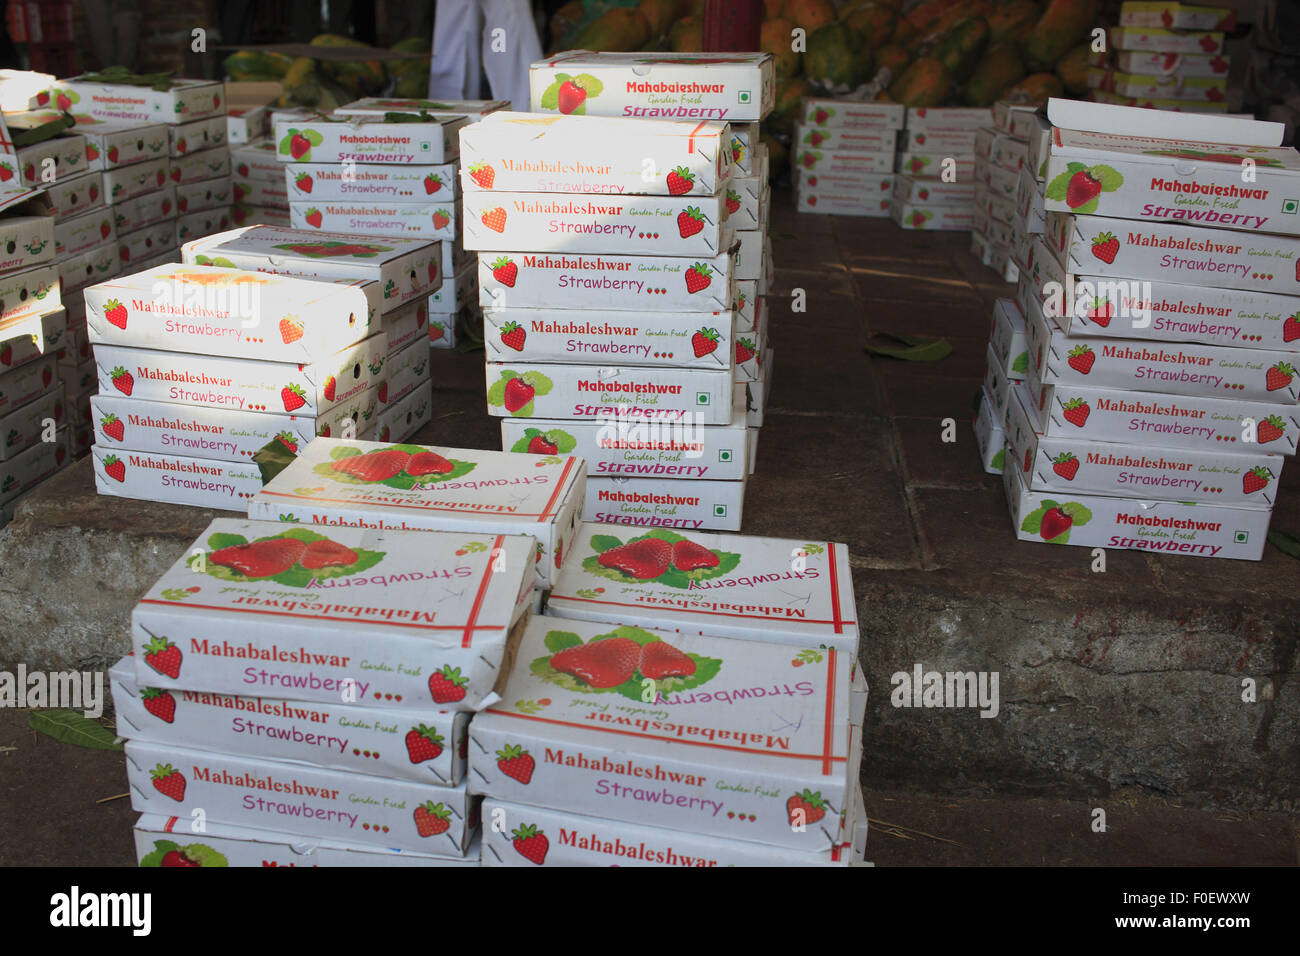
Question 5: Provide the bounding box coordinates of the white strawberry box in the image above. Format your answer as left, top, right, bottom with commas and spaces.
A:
732, 279, 758, 331
381, 297, 429, 353
585, 475, 745, 531
483, 306, 735, 370
1119, 2, 1235, 31
892, 174, 973, 205
230, 203, 290, 228
1086, 67, 1228, 102
54, 208, 112, 257
895, 152, 975, 179
93, 334, 385, 417
1017, 164, 1046, 223
907, 127, 978, 153
5, 306, 67, 369
125, 739, 477, 854
373, 383, 433, 443
477, 248, 734, 314
732, 225, 763, 281
39, 169, 104, 219
428, 262, 476, 312
230, 139, 284, 183
175, 175, 233, 215
468, 612, 858, 850
378, 337, 430, 407
180, 225, 440, 312
112, 658, 470, 787
53, 76, 224, 124
273, 114, 466, 165
991, 297, 1030, 377
1003, 461, 1269, 560
974, 386, 1007, 475
1006, 383, 1282, 507
285, 162, 458, 202
462, 191, 730, 258
801, 99, 905, 130
246, 438, 586, 588
548, 522, 858, 652
794, 123, 898, 153
0, 263, 59, 325
231, 178, 287, 209
170, 114, 226, 157
60, 243, 120, 295
906, 106, 993, 131
84, 262, 380, 362
130, 517, 535, 707
485, 362, 733, 426
118, 220, 177, 265
0, 384, 64, 461
93, 444, 264, 508
0, 427, 67, 504
1110, 26, 1226, 54
795, 184, 893, 217
795, 146, 891, 176
90, 392, 375, 462
133, 813, 479, 867
892, 201, 973, 231
290, 199, 456, 242
459, 112, 732, 197
744, 346, 774, 427
528, 51, 775, 123
174, 206, 234, 242
169, 148, 231, 186
0, 214, 55, 271
1097, 50, 1230, 77
336, 96, 510, 121
501, 385, 748, 481
112, 186, 176, 235
1023, 289, 1300, 405
102, 156, 170, 204
71, 116, 171, 168
0, 126, 90, 183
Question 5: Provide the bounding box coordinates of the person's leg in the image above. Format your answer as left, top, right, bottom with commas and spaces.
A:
428, 0, 481, 99
111, 0, 141, 71
478, 0, 543, 110
78, 0, 114, 70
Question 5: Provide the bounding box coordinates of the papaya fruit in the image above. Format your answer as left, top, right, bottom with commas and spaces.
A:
1025, 0, 1100, 72
767, 76, 811, 136
669, 16, 703, 52
1055, 42, 1091, 94
388, 37, 430, 100
933, 16, 989, 82
804, 22, 872, 92
310, 33, 385, 95
986, 0, 1038, 44
223, 50, 291, 80
904, 0, 966, 35
637, 0, 682, 40
930, 0, 993, 35
761, 19, 802, 78
963, 43, 1025, 105
573, 8, 651, 52
682, 0, 705, 14
873, 43, 912, 80
764, 0, 785, 16
888, 55, 951, 107
1003, 71, 1064, 105
550, 0, 585, 48
783, 0, 838, 34
840, 2, 897, 49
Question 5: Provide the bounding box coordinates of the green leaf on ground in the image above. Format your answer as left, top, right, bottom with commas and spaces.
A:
865, 332, 953, 362
28, 710, 122, 750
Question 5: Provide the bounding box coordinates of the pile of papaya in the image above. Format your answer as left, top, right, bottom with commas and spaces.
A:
222, 34, 431, 109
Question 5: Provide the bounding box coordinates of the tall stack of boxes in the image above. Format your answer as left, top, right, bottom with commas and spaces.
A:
528, 52, 776, 482
893, 107, 987, 231
970, 102, 1041, 282
229, 138, 290, 227
793, 97, 902, 218
1091, 3, 1232, 114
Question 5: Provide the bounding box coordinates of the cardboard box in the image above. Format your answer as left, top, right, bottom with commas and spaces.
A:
428, 262, 476, 313
907, 127, 979, 152
53, 75, 225, 124
892, 201, 973, 231
169, 148, 232, 186
53, 208, 112, 258
273, 114, 466, 165
795, 146, 891, 175
548, 522, 858, 651
71, 117, 171, 169
0, 426, 67, 503
1109, 26, 1224, 54
224, 82, 280, 145
290, 198, 455, 242
1003, 459, 1268, 560
0, 384, 64, 461
795, 185, 892, 217
983, 340, 1019, 426
92, 443, 264, 508
230, 139, 284, 183
175, 176, 234, 215
0, 214, 55, 271
792, 123, 898, 153
892, 174, 974, 205
895, 152, 975, 179
231, 178, 287, 209
477, 248, 735, 314
124, 740, 477, 854
373, 382, 432, 443
584, 475, 745, 531
230, 203, 291, 228
378, 336, 430, 407
6, 306, 67, 367
1118, 2, 1235, 31
1086, 67, 1228, 103
380, 297, 429, 354
0, 262, 59, 324
993, 101, 1042, 137
170, 114, 227, 157
112, 186, 176, 235
247, 438, 586, 587
460, 113, 732, 197
174, 206, 233, 243
133, 813, 479, 867
744, 346, 773, 427
906, 106, 993, 131
528, 51, 775, 123
1094, 50, 1231, 77
40, 169, 105, 219
732, 225, 763, 281
991, 297, 1030, 377
285, 162, 458, 203
1087, 89, 1230, 113
112, 658, 471, 787
336, 97, 510, 121
181, 225, 440, 312
469, 613, 858, 850
0, 119, 91, 181
129, 516, 534, 708
1006, 382, 1281, 506
801, 98, 905, 130
0, 70, 55, 112
974, 386, 1007, 474
117, 219, 177, 266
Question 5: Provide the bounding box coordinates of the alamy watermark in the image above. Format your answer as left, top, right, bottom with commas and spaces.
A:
0, 665, 103, 718
890, 664, 999, 718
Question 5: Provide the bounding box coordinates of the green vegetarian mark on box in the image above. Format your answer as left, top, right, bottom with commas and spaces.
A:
529, 625, 722, 702
538, 73, 603, 115
190, 527, 385, 587
315, 443, 477, 489
1046, 162, 1124, 215
278, 127, 324, 162
139, 839, 228, 868
487, 370, 552, 418
272, 240, 393, 259
582, 529, 740, 589
1020, 500, 1092, 545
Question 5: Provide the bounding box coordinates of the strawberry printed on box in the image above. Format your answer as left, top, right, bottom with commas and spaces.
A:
795, 145, 892, 176
891, 174, 973, 206
174, 207, 234, 243
290, 199, 456, 242
0, 122, 91, 183
117, 220, 177, 265
1086, 68, 1228, 103
130, 517, 535, 708
0, 263, 60, 325
93, 444, 264, 508
529, 51, 775, 123
247, 438, 586, 588
585, 475, 745, 531
336, 97, 510, 122
36, 169, 105, 220
377, 337, 430, 408
229, 139, 285, 183
285, 162, 458, 202
274, 113, 466, 166
892, 201, 974, 232
1094, 50, 1231, 78
549, 522, 858, 652
112, 186, 176, 235
0, 386, 64, 461
51, 76, 224, 124
796, 184, 893, 217
372, 384, 432, 443
905, 106, 994, 132
459, 113, 733, 197
125, 740, 477, 854
174, 176, 233, 216
63, 116, 171, 169
0, 428, 67, 504
169, 148, 232, 186
111, 658, 471, 787
794, 122, 898, 154
380, 297, 430, 354
800, 98, 905, 130
169, 114, 226, 158
54, 208, 113, 258
974, 387, 1007, 475
469, 613, 858, 850
0, 214, 55, 271
1118, 2, 1235, 31
60, 243, 121, 294
1109, 26, 1225, 55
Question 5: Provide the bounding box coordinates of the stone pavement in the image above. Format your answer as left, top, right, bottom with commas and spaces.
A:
1, 192, 1297, 830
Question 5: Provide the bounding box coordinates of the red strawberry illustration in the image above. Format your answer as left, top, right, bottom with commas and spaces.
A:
281, 383, 307, 411
141, 687, 176, 723
279, 317, 304, 343
1257, 415, 1285, 443
102, 453, 125, 482
1161, 9, 1173, 26
638, 640, 695, 679
211, 537, 308, 577
597, 537, 671, 580
496, 744, 535, 783
323, 376, 337, 402
143, 636, 181, 678
684, 262, 712, 293
105, 298, 128, 329
499, 321, 526, 351
1061, 398, 1090, 427
405, 725, 445, 763
814, 108, 829, 123
491, 256, 517, 286
1266, 362, 1294, 392
428, 665, 468, 704
299, 539, 359, 569
1067, 345, 1095, 374
332, 448, 412, 481
433, 209, 450, 230
467, 163, 494, 188
671, 539, 719, 572
1199, 34, 1218, 53
736, 338, 756, 364
550, 636, 640, 688
0, 164, 10, 182
406, 451, 455, 475
691, 327, 719, 357
1209, 55, 1228, 73
236, 163, 249, 177
503, 376, 534, 413
110, 366, 133, 395
512, 824, 548, 864
557, 80, 587, 114
1243, 466, 1272, 494
1040, 506, 1073, 540
275, 431, 298, 453
527, 433, 558, 455
725, 189, 741, 214
1087, 298, 1113, 328
86, 143, 99, 161
169, 168, 180, 182
294, 172, 313, 193
1282, 314, 1300, 342
666, 166, 695, 195
808, 130, 824, 146
304, 208, 323, 228
289, 133, 311, 159
42, 366, 51, 387
428, 260, 437, 283
413, 801, 451, 837
677, 206, 705, 238
429, 322, 445, 341
786, 790, 827, 826
1066, 170, 1103, 208
1091, 232, 1120, 264
378, 382, 389, 404
0, 344, 10, 366
1023, 447, 1032, 473
481, 207, 507, 232
150, 764, 186, 801
423, 173, 443, 194
100, 413, 125, 441
1052, 452, 1079, 481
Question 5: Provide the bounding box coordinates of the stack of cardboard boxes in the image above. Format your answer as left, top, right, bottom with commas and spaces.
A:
793, 98, 901, 217
970, 102, 1042, 281
894, 107, 988, 231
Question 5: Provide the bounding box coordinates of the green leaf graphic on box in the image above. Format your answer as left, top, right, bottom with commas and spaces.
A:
575, 74, 603, 96
1020, 505, 1046, 536
486, 376, 507, 406
1011, 351, 1029, 374
1065, 162, 1087, 174
276, 527, 330, 544
521, 371, 552, 395
205, 532, 248, 550
589, 533, 623, 553
582, 533, 740, 589
1059, 502, 1092, 525
1092, 165, 1124, 191
1044, 172, 1070, 202
511, 427, 576, 454
991, 448, 1006, 470
543, 630, 583, 653
28, 709, 122, 750
539, 75, 566, 111
139, 840, 228, 867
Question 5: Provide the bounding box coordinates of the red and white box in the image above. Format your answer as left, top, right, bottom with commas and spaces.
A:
273, 113, 466, 165
285, 162, 458, 202
53, 75, 225, 124
92, 444, 264, 508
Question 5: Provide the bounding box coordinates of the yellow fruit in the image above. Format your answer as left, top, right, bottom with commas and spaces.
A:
636, 0, 682, 40
669, 16, 703, 52
874, 43, 912, 79
783, 0, 838, 34
887, 55, 951, 107
572, 8, 651, 52
841, 2, 898, 49
767, 76, 811, 136
761, 19, 802, 77
1056, 42, 1091, 94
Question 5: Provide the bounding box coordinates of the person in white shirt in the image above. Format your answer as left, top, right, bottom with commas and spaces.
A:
428, 0, 543, 110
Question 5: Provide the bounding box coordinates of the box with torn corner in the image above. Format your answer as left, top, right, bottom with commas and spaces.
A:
246, 438, 586, 588
129, 517, 534, 710
468, 613, 859, 851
